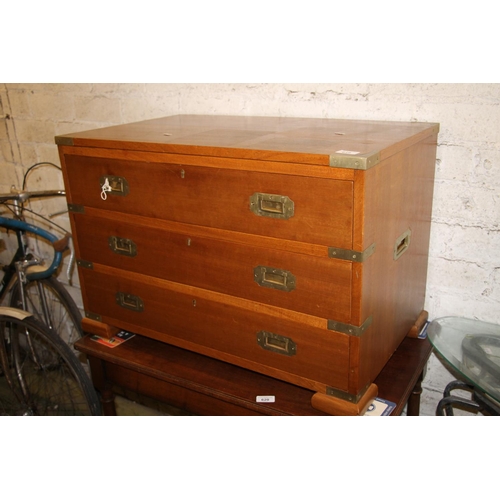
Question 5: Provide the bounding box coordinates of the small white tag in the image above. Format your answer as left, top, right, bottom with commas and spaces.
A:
336, 149, 360, 155
256, 395, 275, 403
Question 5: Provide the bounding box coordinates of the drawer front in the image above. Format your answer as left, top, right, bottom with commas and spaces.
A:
74, 212, 352, 322
80, 266, 350, 391
65, 155, 353, 248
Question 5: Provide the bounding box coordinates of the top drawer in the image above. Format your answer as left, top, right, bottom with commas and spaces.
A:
64, 155, 353, 248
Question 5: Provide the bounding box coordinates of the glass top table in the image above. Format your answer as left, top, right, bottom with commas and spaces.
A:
428, 316, 500, 411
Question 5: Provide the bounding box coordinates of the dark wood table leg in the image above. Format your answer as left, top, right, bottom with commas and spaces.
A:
88, 355, 116, 416
407, 369, 424, 416
100, 380, 117, 416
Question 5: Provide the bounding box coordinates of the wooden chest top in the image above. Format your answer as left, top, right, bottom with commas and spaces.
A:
56, 114, 439, 168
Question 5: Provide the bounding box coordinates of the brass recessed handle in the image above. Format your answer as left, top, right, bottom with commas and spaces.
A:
257, 331, 297, 356
108, 236, 137, 257
116, 292, 144, 312
254, 266, 296, 292
99, 175, 129, 197
249, 193, 294, 220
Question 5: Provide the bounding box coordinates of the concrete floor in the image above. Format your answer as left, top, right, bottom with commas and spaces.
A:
115, 396, 166, 416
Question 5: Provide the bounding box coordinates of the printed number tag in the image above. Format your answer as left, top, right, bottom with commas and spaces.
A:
256, 395, 275, 403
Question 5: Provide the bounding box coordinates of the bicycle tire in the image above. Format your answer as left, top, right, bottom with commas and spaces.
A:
0, 313, 100, 416
9, 275, 83, 349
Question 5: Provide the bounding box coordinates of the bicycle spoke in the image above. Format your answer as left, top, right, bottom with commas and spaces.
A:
0, 314, 100, 416
10, 276, 82, 349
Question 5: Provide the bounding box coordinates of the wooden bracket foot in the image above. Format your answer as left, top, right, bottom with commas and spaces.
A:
82, 317, 120, 339
407, 310, 428, 338
310, 384, 378, 416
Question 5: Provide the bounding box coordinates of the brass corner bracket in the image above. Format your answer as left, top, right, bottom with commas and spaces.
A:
327, 316, 373, 337
328, 243, 375, 262
329, 151, 380, 170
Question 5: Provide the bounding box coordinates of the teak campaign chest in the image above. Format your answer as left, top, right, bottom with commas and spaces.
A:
56, 115, 439, 415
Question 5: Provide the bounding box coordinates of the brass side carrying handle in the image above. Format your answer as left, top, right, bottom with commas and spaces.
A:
116, 292, 144, 312
108, 236, 137, 257
257, 331, 297, 356
250, 193, 294, 220
393, 228, 412, 260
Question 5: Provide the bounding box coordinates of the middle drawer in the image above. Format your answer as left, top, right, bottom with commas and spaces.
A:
73, 211, 352, 323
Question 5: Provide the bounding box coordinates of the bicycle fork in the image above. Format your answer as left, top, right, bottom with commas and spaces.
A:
15, 261, 56, 342
14, 260, 50, 371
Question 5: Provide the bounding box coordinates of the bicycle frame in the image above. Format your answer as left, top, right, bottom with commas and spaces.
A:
0, 219, 68, 398
0, 216, 67, 302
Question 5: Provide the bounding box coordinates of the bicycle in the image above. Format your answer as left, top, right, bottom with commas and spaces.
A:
0, 306, 100, 415
0, 185, 82, 349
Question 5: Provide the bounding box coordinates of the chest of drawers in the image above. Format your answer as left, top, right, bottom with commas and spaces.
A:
56, 115, 439, 415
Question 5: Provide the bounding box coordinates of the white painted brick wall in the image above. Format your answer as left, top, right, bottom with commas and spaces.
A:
1, 83, 499, 415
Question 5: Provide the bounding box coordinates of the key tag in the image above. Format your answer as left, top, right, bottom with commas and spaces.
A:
101, 178, 112, 200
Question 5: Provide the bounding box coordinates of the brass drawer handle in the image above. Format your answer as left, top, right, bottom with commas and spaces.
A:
257, 331, 297, 356
249, 193, 294, 220
116, 292, 144, 312
100, 175, 129, 199
108, 236, 137, 257
254, 266, 296, 292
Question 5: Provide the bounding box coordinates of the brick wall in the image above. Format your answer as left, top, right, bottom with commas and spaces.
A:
1, 83, 499, 414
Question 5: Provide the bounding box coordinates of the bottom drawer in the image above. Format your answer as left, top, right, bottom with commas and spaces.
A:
80, 265, 351, 393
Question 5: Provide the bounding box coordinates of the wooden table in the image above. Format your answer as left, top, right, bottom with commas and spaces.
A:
76, 333, 433, 416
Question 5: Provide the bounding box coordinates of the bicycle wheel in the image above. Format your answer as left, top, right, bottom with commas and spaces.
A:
0, 318, 25, 415
0, 311, 100, 416
9, 275, 83, 349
